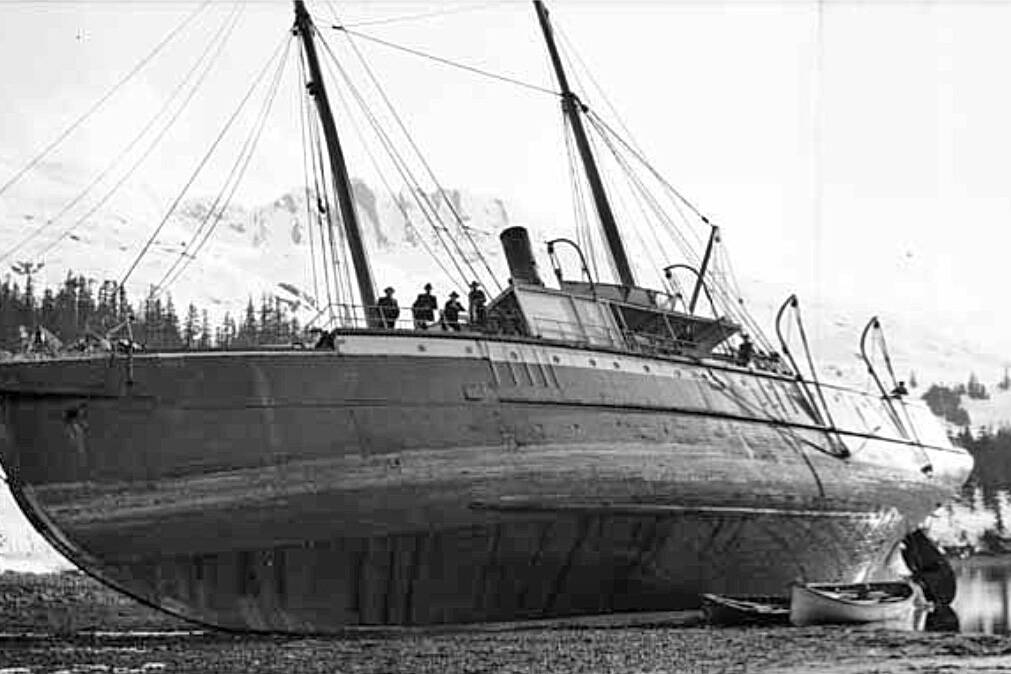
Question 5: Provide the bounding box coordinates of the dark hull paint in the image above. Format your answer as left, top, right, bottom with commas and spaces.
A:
0, 334, 972, 631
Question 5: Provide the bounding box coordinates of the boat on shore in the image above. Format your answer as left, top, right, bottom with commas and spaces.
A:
0, 0, 973, 632
702, 594, 790, 627
790, 581, 923, 627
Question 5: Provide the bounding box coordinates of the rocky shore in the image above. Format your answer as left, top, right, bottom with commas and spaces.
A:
2, 571, 1011, 673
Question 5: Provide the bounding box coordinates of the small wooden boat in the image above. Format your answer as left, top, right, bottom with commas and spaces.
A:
790, 581, 923, 627
701, 594, 791, 626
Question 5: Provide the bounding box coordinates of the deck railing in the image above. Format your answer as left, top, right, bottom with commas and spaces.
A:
8, 302, 788, 376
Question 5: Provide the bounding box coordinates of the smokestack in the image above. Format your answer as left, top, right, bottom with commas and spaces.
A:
499, 227, 543, 286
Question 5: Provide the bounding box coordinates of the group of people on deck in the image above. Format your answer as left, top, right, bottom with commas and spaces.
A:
375, 282, 486, 331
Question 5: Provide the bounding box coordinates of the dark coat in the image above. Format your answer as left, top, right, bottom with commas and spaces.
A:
412, 292, 437, 321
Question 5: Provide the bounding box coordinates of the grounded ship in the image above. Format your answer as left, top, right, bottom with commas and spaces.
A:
0, 1, 972, 632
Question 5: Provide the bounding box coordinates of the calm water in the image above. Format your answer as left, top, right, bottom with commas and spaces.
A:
928, 484, 1011, 634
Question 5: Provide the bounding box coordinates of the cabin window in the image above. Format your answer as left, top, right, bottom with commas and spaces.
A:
510, 351, 519, 360
417, 344, 427, 353
589, 359, 597, 367
643, 365, 650, 373
552, 355, 561, 364
613, 362, 620, 369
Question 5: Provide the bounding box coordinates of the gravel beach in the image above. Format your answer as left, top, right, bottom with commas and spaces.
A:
2, 571, 1011, 673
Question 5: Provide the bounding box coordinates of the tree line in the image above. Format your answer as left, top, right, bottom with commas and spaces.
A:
0, 272, 300, 352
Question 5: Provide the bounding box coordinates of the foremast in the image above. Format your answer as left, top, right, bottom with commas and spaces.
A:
533, 1, 635, 289
293, 1, 378, 323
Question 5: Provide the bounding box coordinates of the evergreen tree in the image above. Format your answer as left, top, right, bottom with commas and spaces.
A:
199, 310, 211, 349
967, 373, 990, 400
237, 298, 257, 346
162, 295, 182, 348
183, 303, 200, 348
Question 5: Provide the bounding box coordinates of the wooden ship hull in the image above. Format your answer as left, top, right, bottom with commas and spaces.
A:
0, 332, 972, 632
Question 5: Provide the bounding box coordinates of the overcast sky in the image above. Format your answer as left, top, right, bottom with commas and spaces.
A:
0, 0, 1008, 350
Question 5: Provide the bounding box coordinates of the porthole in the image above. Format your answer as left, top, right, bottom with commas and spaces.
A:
552, 355, 561, 364
510, 351, 519, 360
643, 365, 651, 373
465, 346, 474, 355
417, 344, 427, 353
613, 362, 620, 369
589, 359, 597, 367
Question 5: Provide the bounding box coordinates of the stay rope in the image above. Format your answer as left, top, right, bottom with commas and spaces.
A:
156, 32, 292, 297
0, 3, 244, 267
0, 0, 213, 200
32, 5, 245, 264
118, 32, 292, 290
317, 29, 473, 291
331, 26, 558, 99
321, 20, 502, 293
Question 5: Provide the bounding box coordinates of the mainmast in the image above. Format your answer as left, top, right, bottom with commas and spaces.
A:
293, 0, 377, 323
533, 0, 635, 288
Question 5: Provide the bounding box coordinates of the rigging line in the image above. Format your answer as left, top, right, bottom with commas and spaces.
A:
320, 43, 497, 294
583, 109, 701, 259
297, 50, 322, 308
118, 32, 292, 289
0, 0, 212, 199
319, 33, 489, 292
23, 3, 240, 268
554, 21, 645, 157
563, 115, 595, 281
326, 61, 458, 289
319, 33, 473, 289
587, 115, 675, 277
586, 109, 709, 227
586, 123, 662, 282
340, 1, 513, 29
34, 5, 244, 261
306, 96, 337, 311
331, 26, 557, 98
307, 104, 336, 313
159, 33, 291, 289
299, 47, 337, 311
305, 47, 373, 310
0, 3, 244, 266
585, 114, 695, 275
321, 25, 503, 292
157, 35, 292, 295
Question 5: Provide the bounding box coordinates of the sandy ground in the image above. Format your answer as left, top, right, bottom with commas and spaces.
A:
3, 571, 1011, 674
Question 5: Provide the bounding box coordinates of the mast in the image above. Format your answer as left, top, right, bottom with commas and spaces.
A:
293, 0, 377, 324
533, 0, 635, 289
689, 224, 719, 314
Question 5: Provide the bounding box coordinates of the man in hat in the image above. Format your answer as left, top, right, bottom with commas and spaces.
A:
442, 291, 464, 331
412, 283, 438, 330
467, 281, 487, 329
736, 333, 754, 366
377, 286, 400, 329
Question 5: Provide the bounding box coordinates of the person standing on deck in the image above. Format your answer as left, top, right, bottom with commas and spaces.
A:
412, 283, 438, 330
467, 281, 487, 328
443, 291, 464, 331
736, 334, 754, 366
377, 287, 400, 329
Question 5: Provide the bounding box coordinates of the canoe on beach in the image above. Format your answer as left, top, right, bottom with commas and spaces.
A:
701, 594, 791, 626
790, 581, 923, 627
